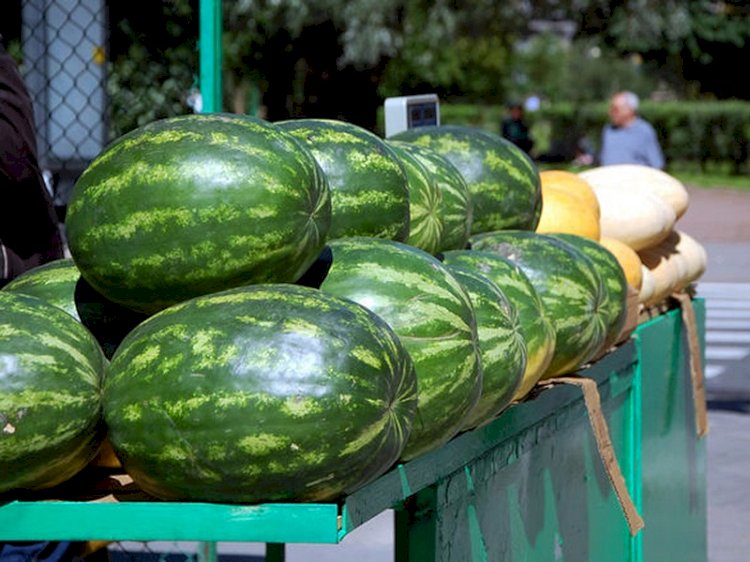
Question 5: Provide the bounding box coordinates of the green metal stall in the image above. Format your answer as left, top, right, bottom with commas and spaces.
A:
0, 301, 707, 561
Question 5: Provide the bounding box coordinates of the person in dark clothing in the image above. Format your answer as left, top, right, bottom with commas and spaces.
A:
501, 102, 534, 155
0, 34, 82, 562
0, 34, 64, 288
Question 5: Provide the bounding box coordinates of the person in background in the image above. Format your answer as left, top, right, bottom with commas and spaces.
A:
599, 91, 665, 169
501, 102, 534, 155
0, 33, 64, 288
1, 32, 80, 562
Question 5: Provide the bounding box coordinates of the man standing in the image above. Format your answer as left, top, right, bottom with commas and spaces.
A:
599, 91, 665, 169
0, 34, 64, 287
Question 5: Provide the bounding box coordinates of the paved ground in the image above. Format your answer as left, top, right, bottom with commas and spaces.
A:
679, 185, 750, 562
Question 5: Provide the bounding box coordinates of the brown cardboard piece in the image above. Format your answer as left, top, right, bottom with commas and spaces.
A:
543, 376, 645, 536
672, 292, 709, 438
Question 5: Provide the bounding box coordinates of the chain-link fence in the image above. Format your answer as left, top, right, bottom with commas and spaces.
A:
20, 0, 107, 214
14, 0, 198, 217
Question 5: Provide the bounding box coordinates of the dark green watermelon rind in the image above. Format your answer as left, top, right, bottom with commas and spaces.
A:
446, 265, 527, 430
470, 231, 608, 378
0, 292, 105, 494
103, 284, 417, 503
554, 234, 628, 355
390, 141, 473, 252
387, 141, 444, 254
392, 125, 541, 234
278, 119, 410, 242
66, 114, 332, 314
2, 259, 81, 321
441, 250, 555, 399
319, 238, 482, 462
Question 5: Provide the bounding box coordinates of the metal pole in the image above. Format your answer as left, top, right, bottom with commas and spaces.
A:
199, 0, 222, 112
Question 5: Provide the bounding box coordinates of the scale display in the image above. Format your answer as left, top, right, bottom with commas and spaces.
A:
384, 94, 440, 137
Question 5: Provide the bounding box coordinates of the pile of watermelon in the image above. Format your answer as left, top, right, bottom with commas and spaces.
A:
0, 113, 702, 504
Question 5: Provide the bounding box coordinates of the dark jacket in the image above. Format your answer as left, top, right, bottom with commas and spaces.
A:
0, 38, 64, 286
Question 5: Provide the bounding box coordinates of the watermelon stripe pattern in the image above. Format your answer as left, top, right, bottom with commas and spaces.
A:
554, 234, 628, 355
3, 259, 81, 321
441, 250, 555, 400
393, 125, 541, 234
470, 232, 607, 378
319, 238, 481, 461
104, 284, 417, 503
0, 292, 104, 493
386, 141, 444, 254
277, 119, 410, 242
388, 141, 472, 251
66, 114, 331, 314
446, 266, 527, 429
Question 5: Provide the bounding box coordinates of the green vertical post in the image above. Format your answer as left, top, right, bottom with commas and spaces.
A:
197, 541, 217, 562
199, 0, 222, 112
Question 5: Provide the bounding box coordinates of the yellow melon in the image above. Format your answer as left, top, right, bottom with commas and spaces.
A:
540, 170, 600, 219
536, 184, 600, 240
599, 237, 643, 290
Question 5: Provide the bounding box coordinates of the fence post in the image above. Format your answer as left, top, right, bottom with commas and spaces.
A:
199, 0, 222, 112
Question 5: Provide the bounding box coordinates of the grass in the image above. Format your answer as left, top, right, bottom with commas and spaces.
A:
667, 162, 750, 191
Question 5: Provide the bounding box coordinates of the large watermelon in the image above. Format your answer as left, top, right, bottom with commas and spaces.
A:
66, 114, 331, 314
319, 238, 481, 461
3, 258, 80, 320
470, 231, 608, 378
554, 233, 629, 356
392, 125, 541, 234
0, 292, 105, 493
445, 265, 527, 429
441, 250, 555, 400
104, 284, 417, 503
388, 141, 472, 251
277, 119, 410, 241
386, 141, 444, 254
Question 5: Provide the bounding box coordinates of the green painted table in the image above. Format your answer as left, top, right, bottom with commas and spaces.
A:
0, 301, 706, 561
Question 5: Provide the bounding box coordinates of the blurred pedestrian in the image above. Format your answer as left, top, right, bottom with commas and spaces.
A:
599, 91, 665, 169
501, 102, 534, 155
0, 33, 64, 288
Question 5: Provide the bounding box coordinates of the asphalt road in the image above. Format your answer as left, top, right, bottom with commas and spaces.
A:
680, 185, 750, 562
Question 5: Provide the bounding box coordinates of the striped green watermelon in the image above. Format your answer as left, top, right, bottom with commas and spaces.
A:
319, 238, 481, 461
386, 141, 444, 254
441, 250, 555, 400
470, 231, 608, 378
0, 292, 105, 493
388, 141, 472, 251
66, 114, 331, 314
277, 119, 410, 241
554, 234, 628, 356
392, 125, 541, 234
3, 258, 80, 320
104, 284, 417, 503
445, 265, 527, 429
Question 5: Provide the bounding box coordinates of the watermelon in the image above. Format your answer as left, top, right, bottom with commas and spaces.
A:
0, 292, 105, 493
66, 113, 331, 314
470, 231, 608, 378
388, 141, 472, 251
386, 141, 444, 254
3, 258, 81, 320
392, 125, 541, 234
277, 119, 410, 241
441, 250, 555, 400
103, 284, 417, 503
554, 233, 628, 355
2, 258, 151, 360
319, 238, 481, 461
445, 265, 527, 429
